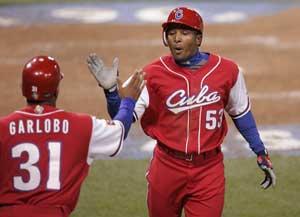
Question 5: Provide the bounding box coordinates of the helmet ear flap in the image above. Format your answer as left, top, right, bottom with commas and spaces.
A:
162, 31, 168, 47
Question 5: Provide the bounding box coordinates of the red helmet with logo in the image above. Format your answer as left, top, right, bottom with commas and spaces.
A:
22, 56, 63, 101
162, 7, 203, 33
162, 7, 203, 46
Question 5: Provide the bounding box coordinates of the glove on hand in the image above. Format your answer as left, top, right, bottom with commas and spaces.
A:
87, 53, 119, 90
257, 152, 276, 189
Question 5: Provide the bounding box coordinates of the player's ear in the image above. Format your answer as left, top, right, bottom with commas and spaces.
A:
196, 32, 203, 47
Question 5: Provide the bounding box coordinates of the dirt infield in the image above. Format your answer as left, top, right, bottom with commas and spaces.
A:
1, 7, 300, 125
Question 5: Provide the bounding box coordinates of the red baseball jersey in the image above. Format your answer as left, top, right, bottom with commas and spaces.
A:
134, 53, 250, 154
0, 105, 124, 216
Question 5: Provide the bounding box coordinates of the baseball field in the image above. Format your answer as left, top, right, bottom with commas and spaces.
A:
0, 0, 300, 216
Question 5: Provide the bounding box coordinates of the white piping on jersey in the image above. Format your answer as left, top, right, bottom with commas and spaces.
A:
198, 56, 221, 154
231, 97, 251, 119
15, 109, 64, 117
160, 57, 190, 154
133, 111, 139, 122
109, 120, 125, 157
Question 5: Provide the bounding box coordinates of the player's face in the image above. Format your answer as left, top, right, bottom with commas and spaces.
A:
166, 25, 202, 62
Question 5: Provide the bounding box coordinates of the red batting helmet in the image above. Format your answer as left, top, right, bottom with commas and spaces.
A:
22, 56, 63, 101
162, 7, 203, 46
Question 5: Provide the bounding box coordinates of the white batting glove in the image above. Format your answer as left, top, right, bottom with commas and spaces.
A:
257, 153, 276, 189
87, 53, 119, 91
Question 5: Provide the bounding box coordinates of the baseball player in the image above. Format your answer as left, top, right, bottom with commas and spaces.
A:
0, 56, 144, 217
87, 7, 276, 217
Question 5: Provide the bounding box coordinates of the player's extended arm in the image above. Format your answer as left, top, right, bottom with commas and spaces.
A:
104, 88, 121, 119
113, 72, 145, 138
87, 71, 145, 160
87, 53, 121, 119
232, 111, 276, 189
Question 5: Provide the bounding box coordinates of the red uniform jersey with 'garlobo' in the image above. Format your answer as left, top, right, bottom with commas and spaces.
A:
0, 105, 124, 216
134, 53, 250, 154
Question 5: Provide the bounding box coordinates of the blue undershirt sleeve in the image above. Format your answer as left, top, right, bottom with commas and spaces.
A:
104, 88, 121, 119
232, 111, 266, 155
113, 97, 136, 139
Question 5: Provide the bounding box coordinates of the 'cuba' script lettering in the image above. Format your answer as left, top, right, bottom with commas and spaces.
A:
166, 85, 221, 114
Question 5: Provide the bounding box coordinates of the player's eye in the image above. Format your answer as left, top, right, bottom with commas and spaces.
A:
168, 30, 176, 36
182, 30, 192, 35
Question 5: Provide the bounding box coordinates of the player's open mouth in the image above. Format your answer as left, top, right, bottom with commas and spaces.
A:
174, 47, 183, 54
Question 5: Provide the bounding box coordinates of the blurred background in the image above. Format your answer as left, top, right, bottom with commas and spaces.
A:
1, 0, 300, 216
1, 0, 300, 158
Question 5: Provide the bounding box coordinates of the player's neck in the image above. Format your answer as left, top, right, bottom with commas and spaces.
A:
175, 50, 209, 69
26, 98, 57, 107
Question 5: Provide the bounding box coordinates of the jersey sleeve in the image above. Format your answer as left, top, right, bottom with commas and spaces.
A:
87, 117, 124, 164
133, 86, 149, 121
122, 76, 149, 122
225, 68, 251, 119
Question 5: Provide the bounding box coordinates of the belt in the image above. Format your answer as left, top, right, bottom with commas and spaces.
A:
157, 142, 221, 162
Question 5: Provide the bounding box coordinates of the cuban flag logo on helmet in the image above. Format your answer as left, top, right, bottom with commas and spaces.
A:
175, 9, 183, 20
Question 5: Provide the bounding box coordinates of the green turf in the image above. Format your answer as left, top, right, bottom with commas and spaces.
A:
71, 155, 300, 217
223, 155, 299, 217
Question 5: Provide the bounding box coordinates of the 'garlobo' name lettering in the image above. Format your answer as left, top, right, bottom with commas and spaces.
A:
9, 119, 69, 135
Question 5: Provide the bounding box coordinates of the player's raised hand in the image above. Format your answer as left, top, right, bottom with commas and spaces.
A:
118, 69, 145, 101
87, 53, 119, 90
257, 153, 276, 189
